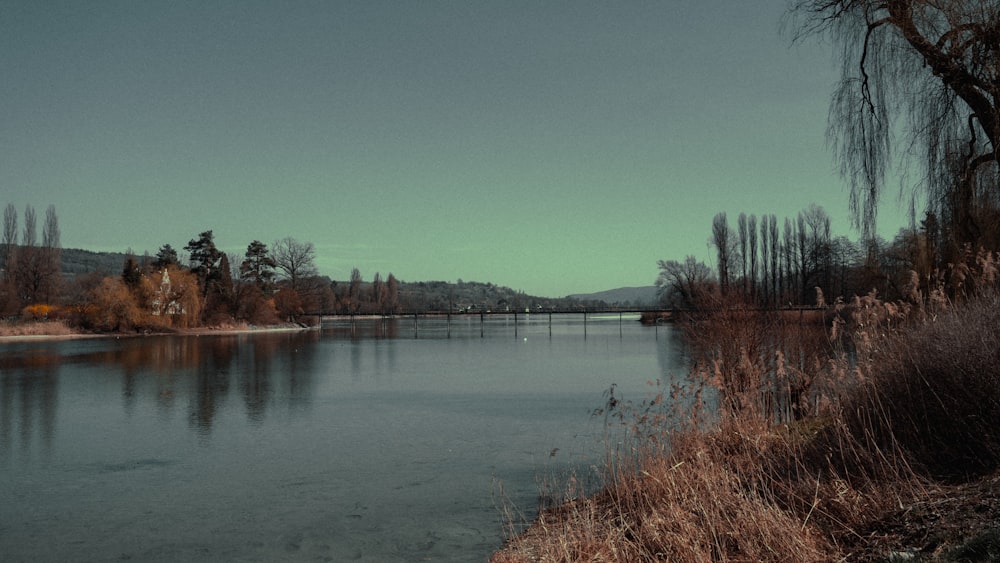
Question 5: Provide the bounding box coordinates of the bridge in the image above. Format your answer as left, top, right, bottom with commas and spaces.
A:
301, 306, 825, 338
298, 309, 679, 340
305, 308, 677, 325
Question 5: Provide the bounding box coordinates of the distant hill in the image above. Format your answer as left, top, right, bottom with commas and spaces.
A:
395, 279, 584, 312
60, 248, 132, 276
568, 286, 659, 307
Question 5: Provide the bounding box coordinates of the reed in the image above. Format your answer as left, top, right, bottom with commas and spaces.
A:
493, 269, 1000, 561
0, 319, 76, 337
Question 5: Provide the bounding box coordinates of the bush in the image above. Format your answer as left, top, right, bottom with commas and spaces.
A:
21, 303, 55, 320
493, 283, 1000, 561
844, 289, 1000, 480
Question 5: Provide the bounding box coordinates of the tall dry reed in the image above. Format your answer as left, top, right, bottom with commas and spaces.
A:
493, 264, 1000, 562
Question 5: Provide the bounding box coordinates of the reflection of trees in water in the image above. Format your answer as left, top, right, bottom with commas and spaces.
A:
656, 325, 689, 381
241, 337, 274, 423
323, 317, 400, 340
343, 326, 400, 384
278, 331, 320, 410
234, 331, 322, 423
0, 332, 325, 452
320, 319, 404, 383
653, 325, 712, 416
110, 334, 323, 434
188, 336, 236, 436
0, 352, 59, 461
178, 332, 321, 433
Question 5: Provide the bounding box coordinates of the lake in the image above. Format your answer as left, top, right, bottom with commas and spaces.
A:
0, 314, 688, 562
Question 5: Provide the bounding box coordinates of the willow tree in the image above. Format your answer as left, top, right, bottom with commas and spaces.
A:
791, 0, 1000, 255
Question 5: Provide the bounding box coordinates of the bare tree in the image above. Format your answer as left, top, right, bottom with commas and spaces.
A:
40, 205, 61, 301
656, 256, 717, 309
783, 217, 796, 304
2, 203, 16, 280
768, 214, 780, 306
14, 205, 60, 304
711, 212, 732, 294
796, 213, 810, 303
790, 0, 1000, 252
761, 215, 771, 305
804, 204, 833, 296
748, 214, 759, 300
348, 267, 363, 313
42, 205, 60, 249
738, 212, 749, 294
385, 273, 400, 313
22, 205, 36, 248
271, 237, 317, 291
370, 272, 385, 314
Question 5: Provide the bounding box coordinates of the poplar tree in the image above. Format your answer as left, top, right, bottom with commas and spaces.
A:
2, 203, 17, 280
711, 212, 732, 295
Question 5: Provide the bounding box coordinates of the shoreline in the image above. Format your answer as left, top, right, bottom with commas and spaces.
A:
0, 323, 317, 344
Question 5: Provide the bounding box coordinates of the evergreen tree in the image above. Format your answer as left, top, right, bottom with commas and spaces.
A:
240, 240, 276, 290
184, 230, 222, 296
122, 254, 142, 288
153, 244, 179, 269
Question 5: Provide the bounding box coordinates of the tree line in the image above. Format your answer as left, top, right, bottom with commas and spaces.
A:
0, 208, 412, 330
660, 0, 1000, 311
0, 208, 591, 332
1, 203, 62, 311
658, 202, 998, 310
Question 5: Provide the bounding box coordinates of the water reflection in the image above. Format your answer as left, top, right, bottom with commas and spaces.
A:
1, 320, 691, 562
1, 322, 694, 457
0, 351, 59, 461
324, 316, 401, 340
0, 331, 326, 451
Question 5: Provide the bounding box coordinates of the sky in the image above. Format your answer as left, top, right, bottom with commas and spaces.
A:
0, 0, 911, 297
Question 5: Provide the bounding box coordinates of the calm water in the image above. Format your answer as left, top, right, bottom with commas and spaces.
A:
0, 314, 687, 562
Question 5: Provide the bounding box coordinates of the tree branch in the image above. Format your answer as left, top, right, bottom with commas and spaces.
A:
859, 17, 893, 120
887, 1, 998, 148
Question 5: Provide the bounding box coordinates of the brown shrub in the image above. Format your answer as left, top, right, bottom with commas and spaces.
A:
841, 288, 1000, 481
493, 412, 840, 562
494, 284, 1000, 561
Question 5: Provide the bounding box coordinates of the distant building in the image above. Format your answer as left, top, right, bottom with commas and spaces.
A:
151, 269, 184, 315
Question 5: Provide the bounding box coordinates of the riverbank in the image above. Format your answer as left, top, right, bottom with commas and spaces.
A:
493, 425, 1000, 562
492, 289, 1000, 562
0, 320, 315, 343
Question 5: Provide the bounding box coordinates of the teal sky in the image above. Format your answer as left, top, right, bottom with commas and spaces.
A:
1, 0, 909, 297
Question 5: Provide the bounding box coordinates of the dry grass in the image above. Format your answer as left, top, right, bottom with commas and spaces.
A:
493, 271, 1000, 562
495, 419, 837, 561
0, 319, 77, 337
840, 290, 1000, 481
